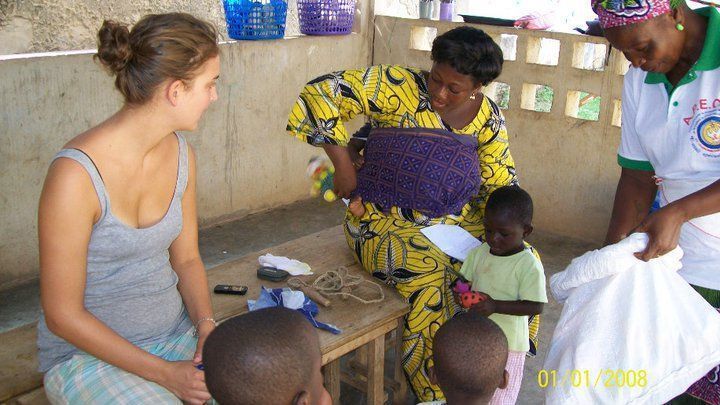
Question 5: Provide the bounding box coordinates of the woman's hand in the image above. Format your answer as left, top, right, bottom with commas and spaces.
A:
332, 161, 357, 199
469, 295, 496, 316
634, 204, 686, 261
158, 360, 212, 405
193, 321, 216, 365
322, 144, 357, 198
348, 196, 366, 218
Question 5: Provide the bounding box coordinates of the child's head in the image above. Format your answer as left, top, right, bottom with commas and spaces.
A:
484, 185, 534, 256
431, 312, 509, 404
95, 13, 219, 106
203, 307, 331, 405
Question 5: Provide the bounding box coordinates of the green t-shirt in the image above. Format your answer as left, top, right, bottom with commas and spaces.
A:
459, 243, 548, 352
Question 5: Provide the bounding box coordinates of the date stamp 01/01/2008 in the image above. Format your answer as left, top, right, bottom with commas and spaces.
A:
537, 369, 649, 389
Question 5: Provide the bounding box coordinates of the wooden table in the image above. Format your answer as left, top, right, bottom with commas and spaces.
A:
206, 226, 410, 405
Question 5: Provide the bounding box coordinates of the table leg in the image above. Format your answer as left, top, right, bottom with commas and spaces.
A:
393, 319, 408, 403
323, 359, 341, 405
367, 334, 385, 405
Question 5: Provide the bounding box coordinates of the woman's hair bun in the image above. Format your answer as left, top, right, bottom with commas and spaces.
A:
96, 20, 132, 74
94, 13, 219, 105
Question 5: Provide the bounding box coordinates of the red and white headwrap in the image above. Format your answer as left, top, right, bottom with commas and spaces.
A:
592, 0, 672, 28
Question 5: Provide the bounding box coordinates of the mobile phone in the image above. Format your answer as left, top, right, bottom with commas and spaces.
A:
257, 266, 290, 282
214, 284, 248, 295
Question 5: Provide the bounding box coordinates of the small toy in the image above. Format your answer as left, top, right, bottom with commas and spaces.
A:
450, 276, 487, 309
460, 291, 488, 308
451, 277, 472, 294
306, 156, 336, 202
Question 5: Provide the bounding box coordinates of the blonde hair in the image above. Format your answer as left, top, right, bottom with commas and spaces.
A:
95, 12, 218, 105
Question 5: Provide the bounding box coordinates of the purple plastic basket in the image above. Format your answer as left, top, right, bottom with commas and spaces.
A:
297, 0, 356, 36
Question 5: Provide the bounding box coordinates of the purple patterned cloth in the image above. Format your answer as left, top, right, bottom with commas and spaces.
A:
686, 308, 720, 404
355, 127, 481, 218
591, 0, 671, 29
687, 365, 720, 404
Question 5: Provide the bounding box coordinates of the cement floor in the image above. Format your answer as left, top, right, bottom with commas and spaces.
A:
0, 197, 599, 404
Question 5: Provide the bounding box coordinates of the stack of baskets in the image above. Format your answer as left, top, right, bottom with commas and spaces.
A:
222, 0, 288, 40
297, 0, 356, 35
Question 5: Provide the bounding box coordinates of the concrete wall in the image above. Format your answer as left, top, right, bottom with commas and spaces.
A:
374, 16, 625, 243
0, 0, 303, 54
0, 11, 625, 290
0, 2, 373, 290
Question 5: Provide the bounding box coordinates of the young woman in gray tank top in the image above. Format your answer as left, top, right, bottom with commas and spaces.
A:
37, 13, 220, 404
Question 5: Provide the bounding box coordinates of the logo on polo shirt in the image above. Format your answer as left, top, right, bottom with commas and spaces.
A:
690, 110, 720, 157
699, 117, 720, 150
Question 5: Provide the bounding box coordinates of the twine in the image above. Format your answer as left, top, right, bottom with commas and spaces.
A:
288, 266, 385, 304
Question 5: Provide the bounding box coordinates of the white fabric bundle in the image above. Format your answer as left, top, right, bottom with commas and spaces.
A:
258, 253, 313, 275
545, 233, 720, 404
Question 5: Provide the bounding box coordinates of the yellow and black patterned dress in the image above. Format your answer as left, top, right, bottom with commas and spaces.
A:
287, 65, 535, 401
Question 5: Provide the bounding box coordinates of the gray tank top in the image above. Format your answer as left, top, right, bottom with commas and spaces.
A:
37, 133, 192, 372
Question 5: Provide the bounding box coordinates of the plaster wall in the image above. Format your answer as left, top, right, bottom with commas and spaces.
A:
0, 0, 302, 54
0, 4, 373, 289
0, 11, 623, 289
373, 16, 625, 243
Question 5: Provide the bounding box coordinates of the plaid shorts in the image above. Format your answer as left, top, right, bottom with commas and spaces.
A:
44, 327, 196, 404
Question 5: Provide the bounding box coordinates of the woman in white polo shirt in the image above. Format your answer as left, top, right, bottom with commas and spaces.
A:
596, 0, 720, 402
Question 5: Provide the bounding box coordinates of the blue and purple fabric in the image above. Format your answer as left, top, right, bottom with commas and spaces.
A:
248, 287, 342, 334
355, 127, 481, 218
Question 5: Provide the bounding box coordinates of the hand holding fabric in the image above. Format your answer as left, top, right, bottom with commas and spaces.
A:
633, 204, 686, 261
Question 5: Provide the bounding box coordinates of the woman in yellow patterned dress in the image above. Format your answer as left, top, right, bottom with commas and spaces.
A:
287, 26, 531, 401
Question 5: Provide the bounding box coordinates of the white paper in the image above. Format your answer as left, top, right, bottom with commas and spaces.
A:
420, 224, 482, 262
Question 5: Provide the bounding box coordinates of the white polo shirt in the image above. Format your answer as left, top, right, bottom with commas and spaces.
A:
618, 7, 720, 288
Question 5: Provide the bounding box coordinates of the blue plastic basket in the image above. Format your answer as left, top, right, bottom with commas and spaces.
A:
222, 0, 288, 40
297, 0, 356, 36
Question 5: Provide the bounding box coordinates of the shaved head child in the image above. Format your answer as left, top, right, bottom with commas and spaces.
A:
428, 312, 509, 405
203, 307, 332, 405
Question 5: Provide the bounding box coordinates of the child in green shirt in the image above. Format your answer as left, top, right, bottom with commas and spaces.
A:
458, 186, 547, 404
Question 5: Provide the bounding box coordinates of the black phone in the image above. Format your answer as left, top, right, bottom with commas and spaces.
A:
257, 266, 290, 282
214, 284, 248, 295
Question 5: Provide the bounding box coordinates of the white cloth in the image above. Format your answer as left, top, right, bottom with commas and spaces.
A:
258, 253, 313, 275
659, 177, 720, 289
544, 233, 720, 404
